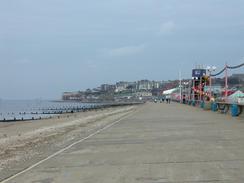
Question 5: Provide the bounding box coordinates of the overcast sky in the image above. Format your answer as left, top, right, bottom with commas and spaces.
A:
0, 0, 244, 99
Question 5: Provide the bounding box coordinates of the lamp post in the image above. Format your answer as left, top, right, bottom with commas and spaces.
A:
179, 70, 182, 103
206, 66, 216, 99
188, 80, 192, 101
182, 81, 189, 103
224, 63, 228, 100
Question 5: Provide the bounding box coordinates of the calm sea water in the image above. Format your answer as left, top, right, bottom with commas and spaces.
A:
0, 100, 96, 121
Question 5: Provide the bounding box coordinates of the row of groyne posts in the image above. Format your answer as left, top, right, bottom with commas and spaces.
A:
178, 62, 244, 118
0, 102, 143, 122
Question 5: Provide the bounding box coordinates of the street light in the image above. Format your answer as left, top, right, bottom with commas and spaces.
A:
206, 66, 216, 99
182, 81, 189, 103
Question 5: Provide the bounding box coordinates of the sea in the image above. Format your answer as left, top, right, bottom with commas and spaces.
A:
0, 100, 97, 121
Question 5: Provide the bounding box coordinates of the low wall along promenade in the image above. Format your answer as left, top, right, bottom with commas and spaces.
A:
181, 100, 244, 118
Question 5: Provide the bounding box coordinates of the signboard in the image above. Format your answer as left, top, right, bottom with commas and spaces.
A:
192, 69, 206, 78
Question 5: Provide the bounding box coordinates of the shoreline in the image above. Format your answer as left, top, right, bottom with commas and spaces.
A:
0, 102, 143, 122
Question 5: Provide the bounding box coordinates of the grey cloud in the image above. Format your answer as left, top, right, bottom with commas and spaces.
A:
102, 44, 146, 57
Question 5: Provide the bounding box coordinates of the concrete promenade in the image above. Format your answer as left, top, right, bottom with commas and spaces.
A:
3, 102, 244, 183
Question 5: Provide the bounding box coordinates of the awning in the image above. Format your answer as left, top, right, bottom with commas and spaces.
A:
163, 88, 178, 95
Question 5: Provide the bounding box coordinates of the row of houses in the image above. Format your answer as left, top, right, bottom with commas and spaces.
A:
100, 80, 164, 93
62, 80, 175, 101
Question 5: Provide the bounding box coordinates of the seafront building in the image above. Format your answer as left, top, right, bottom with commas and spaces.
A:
62, 71, 244, 103
62, 80, 165, 102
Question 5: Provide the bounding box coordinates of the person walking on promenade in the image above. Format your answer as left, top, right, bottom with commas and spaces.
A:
162, 96, 165, 103
166, 95, 171, 104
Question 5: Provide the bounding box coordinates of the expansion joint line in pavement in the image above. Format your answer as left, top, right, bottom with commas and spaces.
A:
0, 110, 136, 183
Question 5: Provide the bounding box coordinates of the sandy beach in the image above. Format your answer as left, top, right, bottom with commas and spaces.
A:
0, 105, 138, 180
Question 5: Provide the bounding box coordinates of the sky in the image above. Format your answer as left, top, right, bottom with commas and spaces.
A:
0, 0, 244, 99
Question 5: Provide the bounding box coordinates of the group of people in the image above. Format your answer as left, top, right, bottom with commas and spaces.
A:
160, 95, 171, 104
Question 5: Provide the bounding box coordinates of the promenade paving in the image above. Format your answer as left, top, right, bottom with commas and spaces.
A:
4, 102, 244, 183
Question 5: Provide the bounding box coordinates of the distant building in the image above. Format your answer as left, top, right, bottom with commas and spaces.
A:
231, 74, 244, 82
115, 81, 130, 92
126, 82, 137, 92
137, 80, 152, 90
151, 88, 161, 96
152, 81, 160, 89
62, 79, 181, 102
100, 84, 115, 92
135, 91, 152, 97
62, 92, 82, 100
